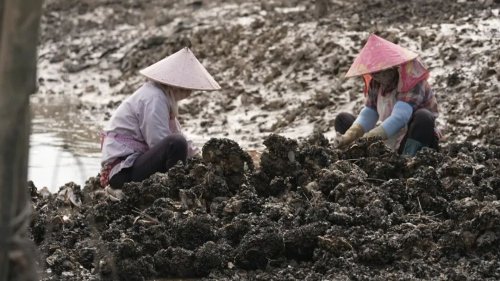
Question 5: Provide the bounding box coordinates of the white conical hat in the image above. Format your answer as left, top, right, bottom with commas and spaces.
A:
139, 47, 221, 91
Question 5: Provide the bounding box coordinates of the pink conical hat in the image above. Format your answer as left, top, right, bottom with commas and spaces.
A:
140, 47, 221, 91
345, 34, 419, 78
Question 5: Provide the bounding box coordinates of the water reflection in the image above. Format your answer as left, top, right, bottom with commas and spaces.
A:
29, 95, 102, 192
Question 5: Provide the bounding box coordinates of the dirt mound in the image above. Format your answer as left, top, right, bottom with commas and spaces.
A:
29, 135, 500, 280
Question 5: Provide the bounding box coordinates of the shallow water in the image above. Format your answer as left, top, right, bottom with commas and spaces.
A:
29, 95, 103, 192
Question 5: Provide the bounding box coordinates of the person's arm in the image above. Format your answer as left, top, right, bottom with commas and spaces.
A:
336, 85, 380, 149
354, 106, 379, 133
364, 101, 413, 139
138, 95, 173, 148
365, 81, 429, 139
380, 101, 413, 137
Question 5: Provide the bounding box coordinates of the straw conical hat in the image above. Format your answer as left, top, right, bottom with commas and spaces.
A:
345, 34, 418, 78
140, 47, 221, 91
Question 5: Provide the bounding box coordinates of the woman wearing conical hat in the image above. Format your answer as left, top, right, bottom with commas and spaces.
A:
334, 34, 441, 156
100, 47, 221, 191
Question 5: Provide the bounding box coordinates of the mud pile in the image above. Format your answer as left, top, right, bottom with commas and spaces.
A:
29, 135, 500, 280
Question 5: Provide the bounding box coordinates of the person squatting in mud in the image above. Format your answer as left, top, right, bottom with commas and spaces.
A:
99, 47, 221, 195
334, 34, 442, 156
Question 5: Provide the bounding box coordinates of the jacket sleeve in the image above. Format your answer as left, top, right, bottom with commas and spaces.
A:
354, 106, 379, 133
380, 101, 413, 137
137, 95, 173, 148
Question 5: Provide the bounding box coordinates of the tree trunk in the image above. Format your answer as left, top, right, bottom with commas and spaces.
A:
0, 0, 43, 280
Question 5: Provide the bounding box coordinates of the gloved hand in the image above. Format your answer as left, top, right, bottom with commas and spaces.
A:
363, 125, 388, 140
334, 123, 365, 150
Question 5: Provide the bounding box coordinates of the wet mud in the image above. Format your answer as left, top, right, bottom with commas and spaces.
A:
37, 0, 500, 149
29, 135, 500, 280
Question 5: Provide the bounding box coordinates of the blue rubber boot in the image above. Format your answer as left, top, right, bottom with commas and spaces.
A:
402, 138, 425, 157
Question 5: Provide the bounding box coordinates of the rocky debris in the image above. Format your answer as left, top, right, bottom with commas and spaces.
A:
29, 135, 500, 280
202, 138, 255, 194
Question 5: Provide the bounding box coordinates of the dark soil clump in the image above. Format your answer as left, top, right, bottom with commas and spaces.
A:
29, 135, 500, 280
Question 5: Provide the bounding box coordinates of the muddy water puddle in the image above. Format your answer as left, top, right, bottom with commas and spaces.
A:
29, 95, 103, 192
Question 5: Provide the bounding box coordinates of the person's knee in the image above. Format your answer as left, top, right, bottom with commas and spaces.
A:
412, 109, 435, 129
108, 177, 121, 189
109, 171, 128, 189
335, 112, 355, 134
335, 112, 352, 121
165, 134, 188, 149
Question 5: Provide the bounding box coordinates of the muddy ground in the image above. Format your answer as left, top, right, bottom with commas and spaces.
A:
26, 0, 500, 280
37, 0, 500, 148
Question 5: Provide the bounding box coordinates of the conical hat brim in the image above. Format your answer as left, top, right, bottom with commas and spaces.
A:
140, 47, 221, 91
345, 34, 418, 78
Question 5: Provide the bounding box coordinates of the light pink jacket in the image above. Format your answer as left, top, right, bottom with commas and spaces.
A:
101, 81, 199, 179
